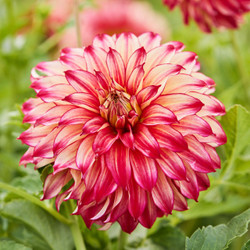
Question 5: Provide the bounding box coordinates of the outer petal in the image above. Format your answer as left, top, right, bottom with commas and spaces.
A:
152, 168, 174, 214
76, 134, 96, 173
105, 141, 131, 187
143, 63, 182, 88
18, 125, 56, 147
64, 92, 100, 113
65, 70, 99, 96
94, 156, 118, 201
118, 210, 138, 234
189, 92, 225, 116
156, 148, 186, 180
138, 32, 162, 51
154, 93, 204, 120
59, 107, 95, 125
37, 84, 75, 102
23, 102, 55, 124
53, 140, 83, 172
128, 177, 147, 218
138, 193, 158, 228
41, 170, 72, 200
179, 135, 215, 173
84, 46, 109, 76
93, 34, 115, 51
163, 74, 207, 94
143, 44, 176, 74
53, 124, 83, 155
172, 115, 213, 137
115, 33, 140, 64
126, 47, 147, 81
130, 150, 157, 191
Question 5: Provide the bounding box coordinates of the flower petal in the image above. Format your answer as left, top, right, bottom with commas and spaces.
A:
115, 33, 140, 64
105, 141, 131, 187
65, 70, 99, 96
41, 170, 72, 200
138, 32, 162, 51
106, 48, 126, 86
76, 134, 96, 173
157, 148, 186, 180
128, 177, 147, 218
37, 84, 75, 102
64, 92, 100, 113
84, 46, 109, 76
149, 124, 188, 152
172, 115, 213, 137
141, 104, 177, 126
152, 168, 174, 214
126, 47, 147, 80
154, 93, 204, 120
92, 126, 118, 156
143, 63, 182, 88
130, 149, 157, 191
134, 124, 160, 158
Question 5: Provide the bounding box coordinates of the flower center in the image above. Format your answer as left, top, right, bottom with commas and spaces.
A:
101, 90, 137, 128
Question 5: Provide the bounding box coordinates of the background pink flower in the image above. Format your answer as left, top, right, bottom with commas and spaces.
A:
47, 0, 170, 47
19, 32, 226, 233
163, 0, 250, 32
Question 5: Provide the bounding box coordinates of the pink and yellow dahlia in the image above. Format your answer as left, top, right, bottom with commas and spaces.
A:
19, 32, 226, 233
163, 0, 250, 32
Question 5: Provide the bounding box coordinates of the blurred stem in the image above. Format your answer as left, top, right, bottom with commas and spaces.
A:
230, 31, 249, 101
75, 0, 82, 47
66, 200, 86, 250
118, 230, 128, 250
0, 181, 72, 225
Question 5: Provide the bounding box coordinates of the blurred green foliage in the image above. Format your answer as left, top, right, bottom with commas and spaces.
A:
0, 0, 250, 249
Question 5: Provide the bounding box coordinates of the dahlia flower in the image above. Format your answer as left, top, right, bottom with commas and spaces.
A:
58, 0, 169, 48
163, 0, 250, 32
19, 32, 226, 233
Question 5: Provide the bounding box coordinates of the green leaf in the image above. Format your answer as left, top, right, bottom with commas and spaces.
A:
127, 221, 185, 250
186, 208, 250, 250
0, 240, 32, 250
242, 240, 250, 250
0, 200, 74, 250
220, 105, 250, 160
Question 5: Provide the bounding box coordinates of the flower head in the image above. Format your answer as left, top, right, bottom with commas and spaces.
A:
163, 0, 250, 32
19, 32, 226, 233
